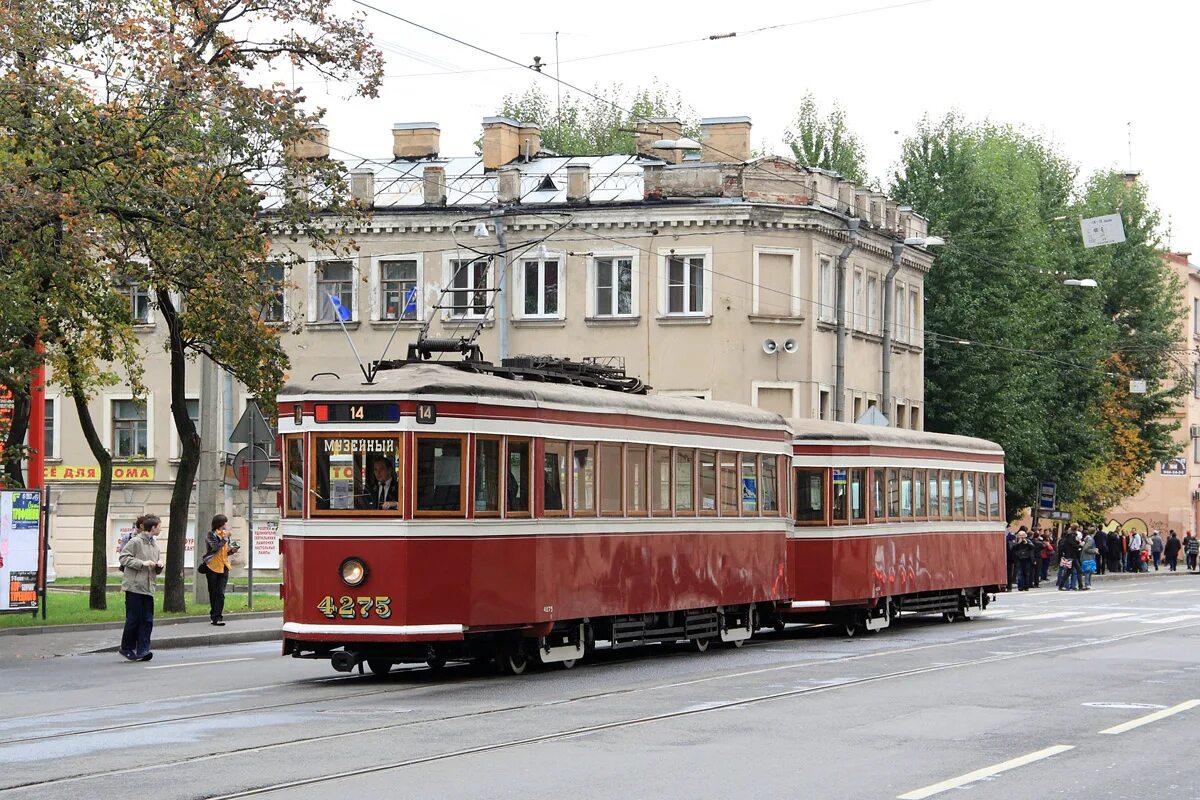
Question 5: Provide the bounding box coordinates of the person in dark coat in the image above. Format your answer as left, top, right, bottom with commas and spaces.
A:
1107, 529, 1123, 573
1163, 531, 1182, 572
1012, 528, 1036, 591
1094, 527, 1107, 574
1057, 526, 1082, 590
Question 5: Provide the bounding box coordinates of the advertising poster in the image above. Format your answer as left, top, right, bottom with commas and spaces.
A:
1, 490, 42, 612
252, 520, 280, 569
112, 519, 196, 568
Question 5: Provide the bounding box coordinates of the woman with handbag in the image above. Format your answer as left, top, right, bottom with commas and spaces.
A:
1079, 529, 1098, 589
200, 514, 239, 626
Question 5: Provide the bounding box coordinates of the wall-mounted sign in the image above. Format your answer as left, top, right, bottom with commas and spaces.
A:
1161, 458, 1187, 476
45, 465, 156, 482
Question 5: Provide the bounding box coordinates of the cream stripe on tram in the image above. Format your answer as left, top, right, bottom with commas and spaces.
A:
283, 517, 792, 539
787, 520, 1002, 539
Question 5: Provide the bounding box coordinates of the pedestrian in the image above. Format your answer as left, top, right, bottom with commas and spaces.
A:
200, 513, 239, 626
1012, 527, 1036, 590
1080, 528, 1098, 589
1184, 532, 1199, 572
1150, 530, 1165, 571
1107, 528, 1123, 574
1039, 530, 1055, 583
1127, 530, 1143, 573
1005, 527, 1016, 589
1094, 527, 1107, 575
1029, 531, 1042, 587
1058, 526, 1082, 590
1163, 531, 1181, 572
118, 514, 162, 662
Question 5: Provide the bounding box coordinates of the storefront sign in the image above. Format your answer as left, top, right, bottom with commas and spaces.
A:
1, 490, 41, 612
46, 465, 156, 481
1160, 458, 1186, 476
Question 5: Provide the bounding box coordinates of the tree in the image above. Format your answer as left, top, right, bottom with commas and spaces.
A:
494, 81, 697, 155
783, 93, 868, 184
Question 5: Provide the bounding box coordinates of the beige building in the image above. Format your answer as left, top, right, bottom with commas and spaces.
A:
40, 115, 936, 576
1107, 250, 1200, 535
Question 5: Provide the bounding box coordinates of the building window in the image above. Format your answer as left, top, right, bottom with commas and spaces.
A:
1194, 363, 1199, 400
666, 254, 706, 315
817, 256, 834, 323
112, 399, 147, 459
448, 257, 491, 318
819, 388, 830, 421
1194, 436, 1200, 464
895, 283, 907, 342
1194, 299, 1200, 335
911, 405, 921, 430
908, 288, 920, 344
380, 259, 418, 321
852, 268, 864, 330
521, 257, 560, 318
753, 250, 797, 317
122, 283, 152, 324
43, 398, 55, 459
261, 264, 286, 323
315, 261, 354, 322
867, 274, 879, 333
172, 398, 200, 458
594, 257, 634, 317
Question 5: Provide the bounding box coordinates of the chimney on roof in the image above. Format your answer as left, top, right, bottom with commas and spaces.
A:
288, 125, 330, 160
482, 116, 522, 170
422, 165, 447, 206
350, 167, 375, 207
700, 116, 751, 163
519, 124, 540, 160
1123, 170, 1141, 188
635, 117, 684, 164
567, 164, 590, 203
497, 165, 521, 204
392, 122, 440, 160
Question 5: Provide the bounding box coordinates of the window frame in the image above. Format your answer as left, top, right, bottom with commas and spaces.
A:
570, 442, 598, 517
817, 254, 835, 324
751, 246, 801, 317
718, 451, 741, 517
505, 437, 534, 518
625, 444, 649, 517
650, 445, 674, 517
867, 273, 879, 333
472, 434, 504, 518
308, 257, 358, 324
515, 253, 565, 320
951, 470, 965, 520
106, 395, 153, 460
283, 433, 306, 518
310, 432, 405, 518
598, 442, 625, 517
371, 254, 422, 322
120, 281, 154, 326
658, 247, 713, 318
411, 433, 467, 519
260, 263, 288, 324
42, 395, 60, 461
914, 469, 927, 520
542, 439, 570, 517
697, 449, 719, 516
672, 448, 695, 517
793, 466, 827, 526
442, 253, 493, 320
587, 250, 639, 319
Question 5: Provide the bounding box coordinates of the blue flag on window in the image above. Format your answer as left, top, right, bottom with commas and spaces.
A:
403, 286, 418, 316
326, 292, 351, 322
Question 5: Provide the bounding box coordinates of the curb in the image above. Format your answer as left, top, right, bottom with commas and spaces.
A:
0, 611, 282, 637
88, 627, 281, 654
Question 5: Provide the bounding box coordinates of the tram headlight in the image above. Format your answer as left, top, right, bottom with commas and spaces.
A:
339, 557, 368, 587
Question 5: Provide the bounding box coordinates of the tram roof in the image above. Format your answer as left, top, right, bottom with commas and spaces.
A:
282, 363, 789, 432
786, 418, 1003, 454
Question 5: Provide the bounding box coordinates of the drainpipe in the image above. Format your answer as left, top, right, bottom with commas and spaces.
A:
882, 243, 904, 425
834, 219, 860, 422
494, 210, 509, 361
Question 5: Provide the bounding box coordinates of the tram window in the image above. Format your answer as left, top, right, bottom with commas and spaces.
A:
831, 469, 848, 522
600, 443, 623, 515
543, 441, 568, 514
284, 435, 304, 517
698, 450, 718, 513
761, 457, 779, 514
976, 473, 988, 518
928, 473, 939, 519
674, 449, 695, 514
914, 470, 926, 517
850, 468, 865, 522
651, 447, 672, 514
626, 445, 647, 514
872, 469, 884, 520
988, 473, 1001, 519
939, 471, 952, 517
415, 436, 464, 515
900, 469, 913, 517
741, 455, 759, 514
507, 439, 531, 516
572, 443, 597, 515
887, 468, 900, 517
719, 452, 739, 515
313, 435, 401, 514
952, 471, 965, 517
964, 472, 976, 520
794, 468, 824, 523
474, 437, 501, 515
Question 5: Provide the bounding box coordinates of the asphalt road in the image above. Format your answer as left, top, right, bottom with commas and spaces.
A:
3, 577, 1199, 800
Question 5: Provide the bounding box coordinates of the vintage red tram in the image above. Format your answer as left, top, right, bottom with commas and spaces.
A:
277, 361, 794, 674
783, 420, 1007, 635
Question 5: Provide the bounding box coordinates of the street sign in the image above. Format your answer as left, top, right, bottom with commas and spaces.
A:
1038, 481, 1057, 511
230, 400, 275, 452
1081, 213, 1126, 248
231, 445, 271, 490
1045, 509, 1072, 521
1129, 379, 1147, 394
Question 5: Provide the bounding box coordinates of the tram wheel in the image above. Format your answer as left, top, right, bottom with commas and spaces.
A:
841, 619, 860, 638
692, 637, 712, 653
941, 611, 959, 624
556, 658, 577, 670
727, 637, 747, 649
426, 655, 447, 671
366, 659, 393, 676
496, 650, 529, 676
772, 619, 787, 634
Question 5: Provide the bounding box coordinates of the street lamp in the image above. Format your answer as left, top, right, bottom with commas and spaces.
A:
883, 236, 945, 424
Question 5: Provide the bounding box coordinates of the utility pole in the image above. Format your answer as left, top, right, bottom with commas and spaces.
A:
834, 219, 859, 422
882, 243, 904, 423
193, 353, 219, 604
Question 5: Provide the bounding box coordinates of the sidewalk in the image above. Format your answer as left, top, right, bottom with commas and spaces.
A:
1017, 564, 1199, 591
0, 612, 282, 661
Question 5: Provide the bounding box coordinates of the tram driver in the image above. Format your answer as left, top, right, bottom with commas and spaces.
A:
366, 457, 399, 510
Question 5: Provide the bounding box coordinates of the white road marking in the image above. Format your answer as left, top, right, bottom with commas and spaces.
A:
1103, 590, 1142, 595
896, 745, 1074, 799
1152, 589, 1194, 595
1099, 699, 1200, 735
144, 657, 256, 670
1073, 613, 1134, 622
1138, 614, 1200, 625
1011, 611, 1085, 621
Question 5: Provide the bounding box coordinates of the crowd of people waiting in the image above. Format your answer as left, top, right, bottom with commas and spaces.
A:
1007, 523, 1200, 592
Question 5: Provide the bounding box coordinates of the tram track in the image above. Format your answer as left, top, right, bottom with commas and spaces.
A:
5, 618, 1198, 796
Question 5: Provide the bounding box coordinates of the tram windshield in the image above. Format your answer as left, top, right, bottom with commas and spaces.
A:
312, 435, 401, 513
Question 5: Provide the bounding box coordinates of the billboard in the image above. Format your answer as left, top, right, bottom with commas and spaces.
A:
1, 490, 41, 612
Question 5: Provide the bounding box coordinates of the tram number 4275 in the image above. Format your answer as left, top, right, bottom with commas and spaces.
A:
316, 596, 393, 619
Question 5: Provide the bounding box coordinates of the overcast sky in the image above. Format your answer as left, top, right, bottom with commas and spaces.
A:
302, 0, 1197, 254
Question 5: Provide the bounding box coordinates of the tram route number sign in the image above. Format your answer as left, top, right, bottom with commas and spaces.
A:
416, 403, 437, 424
1038, 481, 1057, 511
314, 403, 400, 423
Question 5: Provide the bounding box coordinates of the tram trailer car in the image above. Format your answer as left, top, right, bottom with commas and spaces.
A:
783, 420, 1007, 635
277, 363, 793, 675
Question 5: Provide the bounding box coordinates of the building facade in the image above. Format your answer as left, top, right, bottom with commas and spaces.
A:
1107, 251, 1200, 535
40, 115, 936, 576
